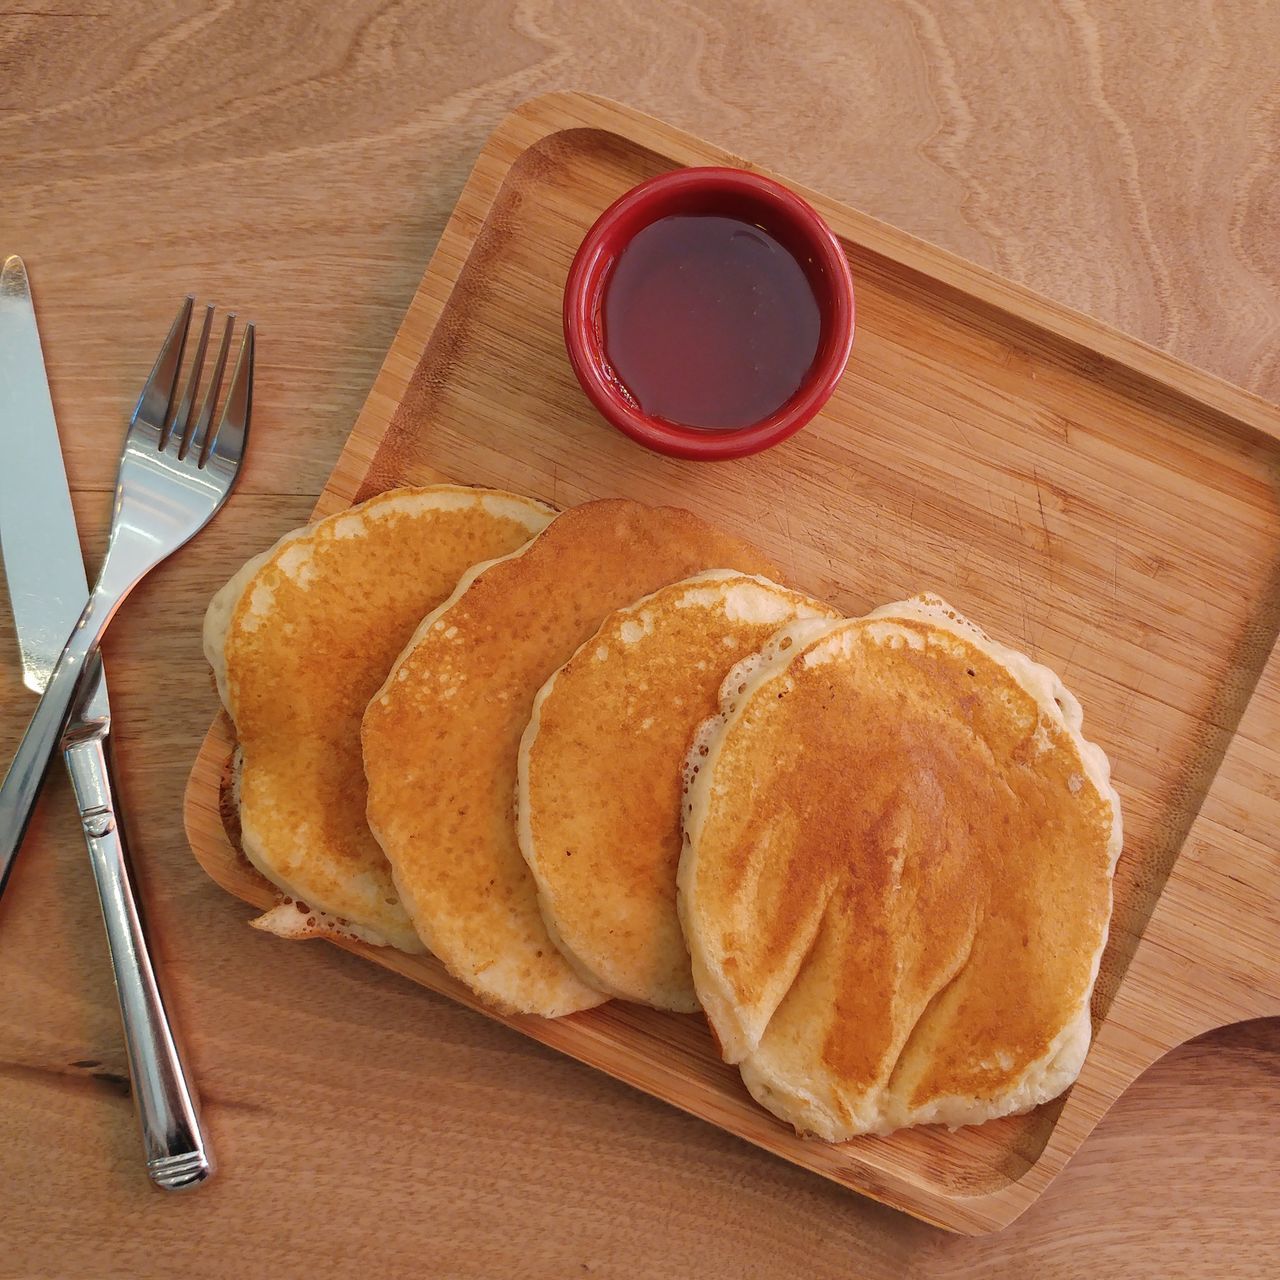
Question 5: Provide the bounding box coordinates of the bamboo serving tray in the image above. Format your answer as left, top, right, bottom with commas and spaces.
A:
184, 92, 1280, 1233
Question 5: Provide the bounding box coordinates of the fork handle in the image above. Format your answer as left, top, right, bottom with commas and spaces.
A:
0, 594, 109, 896
65, 731, 213, 1190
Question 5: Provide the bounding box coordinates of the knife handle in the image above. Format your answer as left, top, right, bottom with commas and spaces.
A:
65, 731, 214, 1191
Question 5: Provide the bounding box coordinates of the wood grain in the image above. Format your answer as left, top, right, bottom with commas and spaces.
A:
2, 0, 1278, 1273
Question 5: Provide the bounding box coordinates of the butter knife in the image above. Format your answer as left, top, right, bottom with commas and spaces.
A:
0, 255, 212, 1190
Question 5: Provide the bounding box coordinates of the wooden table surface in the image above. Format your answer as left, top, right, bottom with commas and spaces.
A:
2, 2, 1277, 1275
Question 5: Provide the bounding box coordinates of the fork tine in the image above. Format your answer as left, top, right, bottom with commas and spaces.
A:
184, 313, 234, 463
134, 296, 193, 436
163, 303, 214, 452
207, 322, 254, 469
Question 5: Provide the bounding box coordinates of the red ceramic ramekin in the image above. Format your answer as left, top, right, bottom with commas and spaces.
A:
563, 166, 855, 461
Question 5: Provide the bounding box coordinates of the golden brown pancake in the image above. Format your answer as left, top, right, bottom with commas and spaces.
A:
679, 594, 1122, 1139
203, 485, 555, 951
362, 499, 777, 1016
518, 572, 840, 1011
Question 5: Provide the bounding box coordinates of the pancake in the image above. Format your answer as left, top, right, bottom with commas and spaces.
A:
203, 485, 555, 952
518, 572, 840, 1011
362, 499, 777, 1016
679, 594, 1122, 1139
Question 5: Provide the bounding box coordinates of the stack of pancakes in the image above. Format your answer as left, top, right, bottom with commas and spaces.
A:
205, 486, 1122, 1142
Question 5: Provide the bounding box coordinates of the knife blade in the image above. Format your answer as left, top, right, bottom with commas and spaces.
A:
0, 256, 105, 713
0, 255, 211, 1188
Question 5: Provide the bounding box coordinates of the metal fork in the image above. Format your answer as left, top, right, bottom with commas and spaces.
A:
0, 298, 253, 888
